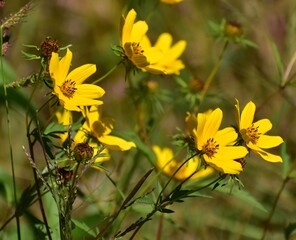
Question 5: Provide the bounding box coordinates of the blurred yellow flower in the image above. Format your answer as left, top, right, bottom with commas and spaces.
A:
153, 145, 214, 181
160, 0, 183, 4
235, 99, 283, 162
192, 108, 248, 174
75, 106, 136, 151
55, 108, 72, 143
49, 48, 105, 112
121, 9, 186, 75
146, 33, 186, 75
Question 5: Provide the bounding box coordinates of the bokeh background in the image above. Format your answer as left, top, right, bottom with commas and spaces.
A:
1, 0, 296, 239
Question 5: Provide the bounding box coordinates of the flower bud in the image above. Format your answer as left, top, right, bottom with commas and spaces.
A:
74, 143, 94, 163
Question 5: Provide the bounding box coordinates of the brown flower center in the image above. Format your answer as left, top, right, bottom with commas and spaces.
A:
246, 124, 261, 144
131, 42, 144, 55
60, 79, 77, 98
203, 138, 219, 158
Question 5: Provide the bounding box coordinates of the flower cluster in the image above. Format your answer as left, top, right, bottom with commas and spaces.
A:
121, 9, 186, 75
154, 100, 283, 179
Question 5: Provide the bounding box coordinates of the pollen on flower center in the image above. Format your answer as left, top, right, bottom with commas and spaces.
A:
246, 124, 261, 143
203, 138, 219, 158
131, 42, 144, 55
60, 79, 77, 98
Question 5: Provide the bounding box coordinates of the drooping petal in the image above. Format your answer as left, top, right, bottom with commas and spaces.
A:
256, 135, 284, 149
204, 155, 243, 174
217, 146, 248, 160
240, 101, 255, 129
67, 64, 96, 84
253, 149, 283, 162
98, 135, 136, 151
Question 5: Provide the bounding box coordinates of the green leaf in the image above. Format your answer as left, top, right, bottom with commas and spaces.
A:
158, 207, 174, 214
270, 40, 284, 83
285, 222, 296, 240
72, 219, 96, 237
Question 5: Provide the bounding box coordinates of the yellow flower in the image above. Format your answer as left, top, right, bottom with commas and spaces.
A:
49, 48, 105, 112
145, 33, 186, 75
121, 9, 186, 75
153, 145, 214, 181
192, 108, 248, 174
235, 99, 283, 162
160, 0, 183, 4
75, 106, 136, 151
121, 9, 162, 71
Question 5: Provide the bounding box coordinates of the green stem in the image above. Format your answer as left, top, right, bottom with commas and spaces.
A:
0, 25, 21, 240
92, 61, 122, 85
199, 41, 229, 105
260, 177, 290, 240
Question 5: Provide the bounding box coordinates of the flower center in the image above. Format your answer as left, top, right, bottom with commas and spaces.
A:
202, 138, 219, 158
246, 124, 261, 144
131, 42, 144, 55
60, 79, 77, 98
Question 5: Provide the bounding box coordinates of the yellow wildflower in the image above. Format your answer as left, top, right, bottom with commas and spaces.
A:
153, 145, 213, 181
121, 9, 186, 75
49, 48, 105, 112
75, 106, 136, 151
145, 33, 186, 75
192, 108, 248, 174
235, 99, 283, 162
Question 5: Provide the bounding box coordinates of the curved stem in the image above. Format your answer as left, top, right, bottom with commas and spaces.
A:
199, 41, 229, 105
92, 61, 122, 85
260, 177, 290, 240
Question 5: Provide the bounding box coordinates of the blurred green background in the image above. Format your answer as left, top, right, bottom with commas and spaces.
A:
1, 0, 296, 239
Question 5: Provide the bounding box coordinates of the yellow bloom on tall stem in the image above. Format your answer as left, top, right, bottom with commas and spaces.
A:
49, 48, 105, 112
121, 9, 186, 75
75, 106, 136, 151
153, 146, 214, 181
190, 109, 248, 174
235, 99, 283, 162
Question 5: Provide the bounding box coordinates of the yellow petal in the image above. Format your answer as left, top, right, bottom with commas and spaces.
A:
254, 149, 283, 162
67, 64, 96, 84
122, 9, 137, 45
154, 33, 173, 51
217, 146, 248, 159
256, 135, 283, 149
240, 101, 255, 129
204, 155, 243, 174
58, 48, 72, 84
98, 135, 136, 151
254, 119, 272, 134
49, 52, 60, 83
202, 108, 223, 140
185, 112, 197, 136
215, 127, 238, 146
130, 21, 149, 42
76, 84, 105, 98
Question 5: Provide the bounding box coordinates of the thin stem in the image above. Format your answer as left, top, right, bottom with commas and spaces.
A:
199, 41, 229, 105
260, 177, 290, 240
282, 50, 296, 86
0, 26, 21, 240
92, 61, 122, 85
